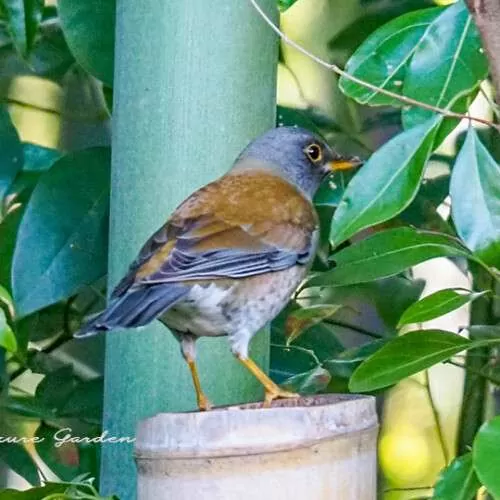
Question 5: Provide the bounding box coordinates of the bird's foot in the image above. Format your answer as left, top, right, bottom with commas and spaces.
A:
197, 393, 213, 411
263, 387, 299, 408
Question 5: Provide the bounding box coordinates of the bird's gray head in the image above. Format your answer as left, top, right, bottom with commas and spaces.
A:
233, 126, 360, 198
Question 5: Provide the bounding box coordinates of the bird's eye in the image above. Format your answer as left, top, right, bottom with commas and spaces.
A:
305, 143, 323, 163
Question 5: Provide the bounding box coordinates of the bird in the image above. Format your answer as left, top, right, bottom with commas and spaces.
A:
75, 126, 361, 410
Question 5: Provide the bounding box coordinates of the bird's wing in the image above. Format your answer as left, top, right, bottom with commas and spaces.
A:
76, 171, 318, 336
113, 170, 318, 294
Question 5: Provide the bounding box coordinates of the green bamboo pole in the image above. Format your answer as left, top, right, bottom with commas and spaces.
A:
100, 2, 277, 498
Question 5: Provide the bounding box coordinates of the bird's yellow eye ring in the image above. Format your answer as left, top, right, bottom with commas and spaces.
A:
305, 143, 323, 163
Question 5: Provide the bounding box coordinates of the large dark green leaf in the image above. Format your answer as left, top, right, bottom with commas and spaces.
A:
401, 1, 487, 127
12, 148, 111, 317
397, 289, 487, 327
308, 228, 470, 287
432, 453, 480, 500
349, 330, 471, 392
330, 117, 441, 246
22, 143, 61, 172
450, 128, 500, 268
0, 106, 23, 202
58, 0, 115, 86
473, 416, 500, 498
59, 377, 104, 424
35, 365, 77, 411
339, 6, 443, 105
0, 441, 40, 485
0, 205, 23, 290
2, 0, 44, 56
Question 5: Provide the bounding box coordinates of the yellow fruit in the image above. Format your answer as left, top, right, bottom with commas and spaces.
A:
379, 428, 431, 486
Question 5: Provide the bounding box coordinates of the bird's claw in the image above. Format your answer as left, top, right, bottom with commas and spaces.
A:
197, 393, 213, 411
263, 388, 300, 408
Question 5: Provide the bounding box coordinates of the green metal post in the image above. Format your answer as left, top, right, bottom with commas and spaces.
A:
100, 2, 278, 498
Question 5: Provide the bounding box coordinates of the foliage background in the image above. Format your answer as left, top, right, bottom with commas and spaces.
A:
0, 0, 499, 499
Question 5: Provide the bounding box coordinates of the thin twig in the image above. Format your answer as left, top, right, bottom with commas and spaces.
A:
425, 370, 450, 465
447, 359, 500, 385
249, 0, 500, 131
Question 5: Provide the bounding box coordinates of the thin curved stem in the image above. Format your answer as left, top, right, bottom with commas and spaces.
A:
249, 0, 499, 131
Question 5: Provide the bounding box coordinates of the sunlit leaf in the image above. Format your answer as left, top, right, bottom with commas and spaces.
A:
432, 453, 480, 500
401, 1, 487, 126
340, 1, 486, 116
473, 416, 500, 498
450, 127, 500, 268
0, 308, 16, 352
330, 117, 441, 246
340, 6, 443, 105
397, 289, 488, 327
307, 228, 470, 287
349, 330, 470, 392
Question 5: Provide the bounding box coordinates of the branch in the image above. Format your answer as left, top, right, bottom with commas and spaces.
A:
249, 0, 499, 131
466, 0, 500, 98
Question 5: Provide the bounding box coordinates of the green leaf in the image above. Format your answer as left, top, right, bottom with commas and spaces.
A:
307, 227, 469, 287
349, 329, 470, 392
432, 453, 480, 500
0, 441, 40, 486
2, 0, 44, 56
330, 117, 441, 246
59, 377, 104, 423
324, 340, 387, 379
285, 304, 344, 345
473, 416, 500, 498
280, 366, 331, 394
0, 308, 17, 352
35, 423, 80, 481
450, 127, 500, 268
339, 1, 486, 115
22, 143, 61, 172
0, 205, 23, 290
58, 0, 115, 86
339, 6, 443, 105
12, 148, 111, 317
401, 1, 487, 126
0, 483, 68, 499
397, 289, 487, 327
0, 106, 23, 201
35, 365, 77, 411
277, 0, 299, 12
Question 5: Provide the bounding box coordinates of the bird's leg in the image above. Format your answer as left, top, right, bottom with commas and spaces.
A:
235, 354, 299, 407
180, 335, 212, 411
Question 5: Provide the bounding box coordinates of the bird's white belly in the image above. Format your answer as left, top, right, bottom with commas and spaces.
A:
162, 283, 234, 336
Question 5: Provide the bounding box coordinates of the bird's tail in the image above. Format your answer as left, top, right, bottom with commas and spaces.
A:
74, 283, 188, 338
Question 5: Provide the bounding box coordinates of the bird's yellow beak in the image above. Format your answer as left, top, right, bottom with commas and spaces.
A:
325, 156, 364, 172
